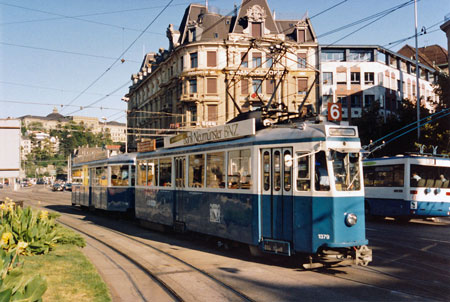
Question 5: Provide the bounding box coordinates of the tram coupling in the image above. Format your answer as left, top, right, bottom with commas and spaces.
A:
353, 245, 372, 266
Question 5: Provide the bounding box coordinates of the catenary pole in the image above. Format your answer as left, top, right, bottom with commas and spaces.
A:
414, 0, 420, 141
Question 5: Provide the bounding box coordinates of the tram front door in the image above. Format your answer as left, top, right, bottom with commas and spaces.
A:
261, 148, 293, 248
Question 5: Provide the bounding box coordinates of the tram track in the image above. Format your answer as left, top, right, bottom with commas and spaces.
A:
3, 187, 450, 301
11, 187, 256, 302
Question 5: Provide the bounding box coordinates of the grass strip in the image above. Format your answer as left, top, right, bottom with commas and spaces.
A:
20, 244, 111, 302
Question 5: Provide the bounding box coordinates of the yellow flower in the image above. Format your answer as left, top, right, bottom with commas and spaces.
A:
0, 204, 6, 210
17, 241, 28, 252
39, 211, 49, 220
1, 232, 12, 245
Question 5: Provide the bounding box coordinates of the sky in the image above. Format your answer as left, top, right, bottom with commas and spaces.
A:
0, 0, 449, 124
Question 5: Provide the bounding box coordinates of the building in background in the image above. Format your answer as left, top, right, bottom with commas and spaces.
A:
319, 45, 439, 122
398, 44, 448, 74
125, 0, 319, 151
20, 107, 127, 143
441, 15, 450, 68
0, 119, 21, 189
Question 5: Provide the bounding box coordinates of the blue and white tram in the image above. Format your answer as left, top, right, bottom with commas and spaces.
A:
135, 119, 372, 266
363, 155, 450, 220
72, 153, 136, 212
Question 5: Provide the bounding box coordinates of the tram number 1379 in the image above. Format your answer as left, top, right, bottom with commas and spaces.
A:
318, 234, 331, 240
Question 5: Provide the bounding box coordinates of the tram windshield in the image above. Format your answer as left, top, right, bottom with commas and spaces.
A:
410, 164, 450, 188
330, 150, 361, 191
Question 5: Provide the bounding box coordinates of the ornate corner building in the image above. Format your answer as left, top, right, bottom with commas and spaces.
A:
125, 0, 318, 152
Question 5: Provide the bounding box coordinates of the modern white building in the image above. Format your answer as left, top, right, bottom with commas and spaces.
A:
319, 45, 439, 121
0, 119, 21, 188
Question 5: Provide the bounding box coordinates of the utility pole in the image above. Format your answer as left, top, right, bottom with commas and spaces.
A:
414, 0, 421, 141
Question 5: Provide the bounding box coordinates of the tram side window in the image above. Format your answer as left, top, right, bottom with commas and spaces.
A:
137, 160, 147, 186
111, 165, 129, 186
364, 165, 404, 187
228, 149, 252, 189
263, 151, 271, 191
147, 160, 156, 186
189, 154, 205, 188
410, 164, 450, 188
206, 152, 225, 188
315, 151, 330, 191
95, 167, 107, 187
131, 165, 135, 186
284, 150, 292, 191
175, 157, 186, 187
72, 169, 82, 185
159, 158, 172, 187
296, 153, 310, 191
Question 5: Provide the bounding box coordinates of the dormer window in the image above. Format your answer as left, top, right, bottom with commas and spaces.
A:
252, 22, 262, 38
189, 28, 197, 42
297, 29, 305, 43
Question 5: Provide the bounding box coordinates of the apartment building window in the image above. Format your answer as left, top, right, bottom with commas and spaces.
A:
252, 79, 262, 94
266, 79, 274, 95
252, 52, 262, 68
208, 105, 218, 121
336, 72, 347, 84
207, 78, 217, 94
190, 106, 197, 124
351, 95, 361, 108
266, 55, 273, 68
297, 53, 307, 68
252, 22, 262, 38
189, 79, 197, 93
338, 96, 347, 107
364, 95, 375, 107
323, 95, 333, 104
297, 29, 305, 43
378, 73, 384, 86
323, 72, 333, 85
364, 72, 374, 85
241, 52, 248, 67
297, 78, 308, 95
348, 50, 373, 62
321, 49, 345, 62
207, 51, 217, 67
241, 79, 249, 94
350, 72, 360, 84
190, 52, 198, 68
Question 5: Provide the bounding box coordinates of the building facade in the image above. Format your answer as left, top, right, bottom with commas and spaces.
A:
125, 0, 319, 151
0, 119, 21, 188
441, 16, 450, 69
21, 108, 127, 143
319, 45, 439, 121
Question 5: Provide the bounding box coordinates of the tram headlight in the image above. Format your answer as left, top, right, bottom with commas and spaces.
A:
345, 213, 358, 226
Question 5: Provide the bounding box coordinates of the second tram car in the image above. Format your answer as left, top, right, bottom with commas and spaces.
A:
134, 119, 372, 266
363, 155, 450, 221
72, 153, 136, 212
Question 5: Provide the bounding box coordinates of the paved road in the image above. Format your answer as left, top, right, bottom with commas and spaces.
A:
1, 185, 450, 301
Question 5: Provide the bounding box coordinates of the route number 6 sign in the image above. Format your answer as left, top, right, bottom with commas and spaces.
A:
327, 102, 342, 121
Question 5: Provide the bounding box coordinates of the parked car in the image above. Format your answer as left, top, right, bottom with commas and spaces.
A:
52, 183, 64, 191
36, 179, 45, 185
64, 183, 72, 191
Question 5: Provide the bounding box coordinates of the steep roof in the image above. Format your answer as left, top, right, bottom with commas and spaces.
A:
398, 44, 448, 70
419, 45, 448, 67
231, 0, 279, 34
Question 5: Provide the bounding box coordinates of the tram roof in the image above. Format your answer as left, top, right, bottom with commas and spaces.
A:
73, 152, 137, 168
137, 122, 360, 158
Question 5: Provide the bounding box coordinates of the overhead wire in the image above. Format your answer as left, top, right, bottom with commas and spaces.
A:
0, 41, 140, 63
59, 0, 175, 113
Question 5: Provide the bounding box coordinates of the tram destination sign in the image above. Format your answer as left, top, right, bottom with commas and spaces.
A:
164, 119, 255, 148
